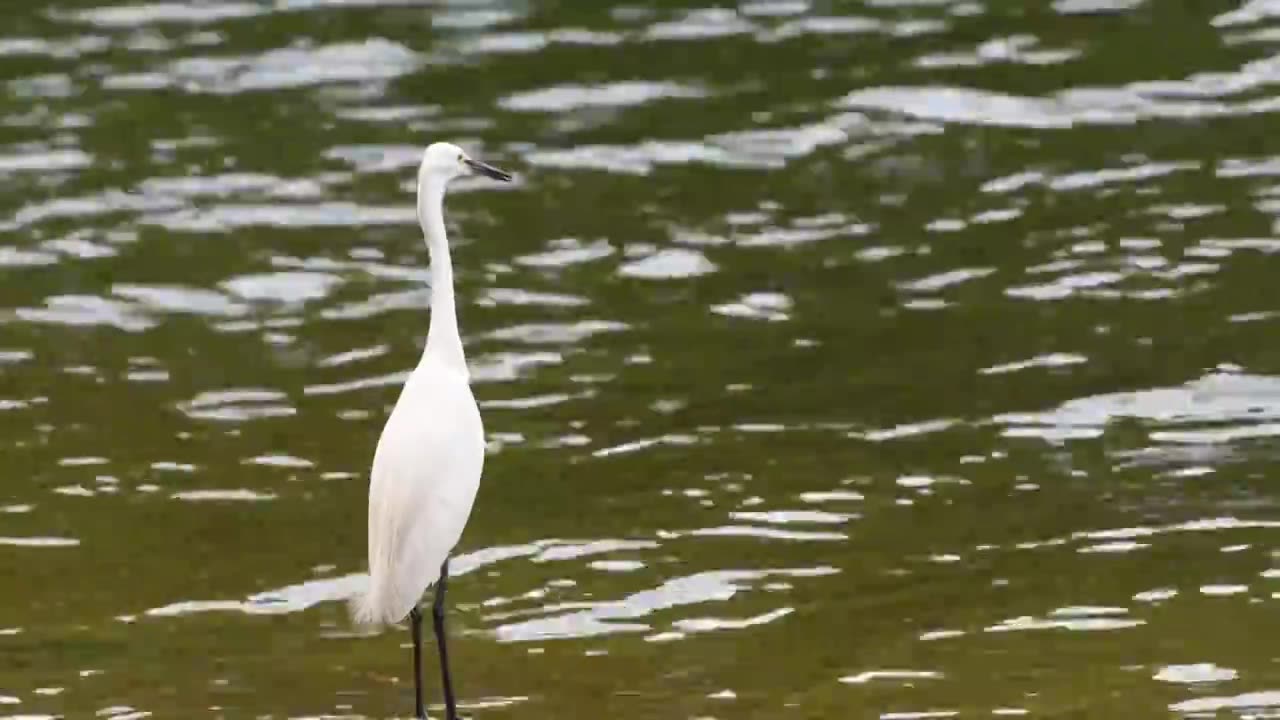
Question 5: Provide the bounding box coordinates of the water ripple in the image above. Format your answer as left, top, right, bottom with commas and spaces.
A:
493, 568, 833, 643
180, 388, 294, 421
499, 81, 705, 113
149, 39, 423, 94
62, 1, 263, 26
995, 370, 1280, 443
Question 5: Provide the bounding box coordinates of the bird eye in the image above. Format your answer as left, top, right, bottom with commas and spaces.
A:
458, 153, 465, 162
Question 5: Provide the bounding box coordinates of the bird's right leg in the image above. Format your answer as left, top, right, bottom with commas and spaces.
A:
410, 606, 426, 719
432, 559, 460, 720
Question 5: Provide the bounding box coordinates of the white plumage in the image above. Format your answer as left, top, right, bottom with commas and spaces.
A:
351, 360, 483, 625
347, 141, 511, 720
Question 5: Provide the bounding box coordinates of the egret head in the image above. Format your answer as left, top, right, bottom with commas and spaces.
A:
418, 141, 512, 186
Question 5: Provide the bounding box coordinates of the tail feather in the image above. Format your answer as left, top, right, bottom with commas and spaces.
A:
349, 562, 419, 627
349, 585, 386, 628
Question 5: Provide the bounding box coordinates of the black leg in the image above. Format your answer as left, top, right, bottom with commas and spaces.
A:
432, 559, 460, 720
409, 606, 426, 719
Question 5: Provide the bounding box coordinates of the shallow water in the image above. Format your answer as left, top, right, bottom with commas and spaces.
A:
4, 0, 1280, 717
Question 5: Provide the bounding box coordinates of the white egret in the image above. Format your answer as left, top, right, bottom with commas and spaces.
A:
349, 141, 512, 720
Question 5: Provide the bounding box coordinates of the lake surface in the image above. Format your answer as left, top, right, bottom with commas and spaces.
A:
4, 0, 1280, 717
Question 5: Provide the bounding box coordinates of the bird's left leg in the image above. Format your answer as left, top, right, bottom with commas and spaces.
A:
409, 606, 426, 719
432, 558, 460, 720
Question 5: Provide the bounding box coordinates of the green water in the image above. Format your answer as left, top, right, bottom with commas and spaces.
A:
5, 1, 1280, 717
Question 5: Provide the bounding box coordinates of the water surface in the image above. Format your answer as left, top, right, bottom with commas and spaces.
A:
4, 1, 1280, 718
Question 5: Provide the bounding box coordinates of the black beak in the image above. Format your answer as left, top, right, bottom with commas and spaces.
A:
464, 157, 512, 182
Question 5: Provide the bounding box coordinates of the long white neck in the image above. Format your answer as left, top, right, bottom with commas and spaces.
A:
417, 176, 468, 373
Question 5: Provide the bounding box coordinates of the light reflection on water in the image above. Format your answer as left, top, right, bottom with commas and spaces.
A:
5, 0, 1280, 717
